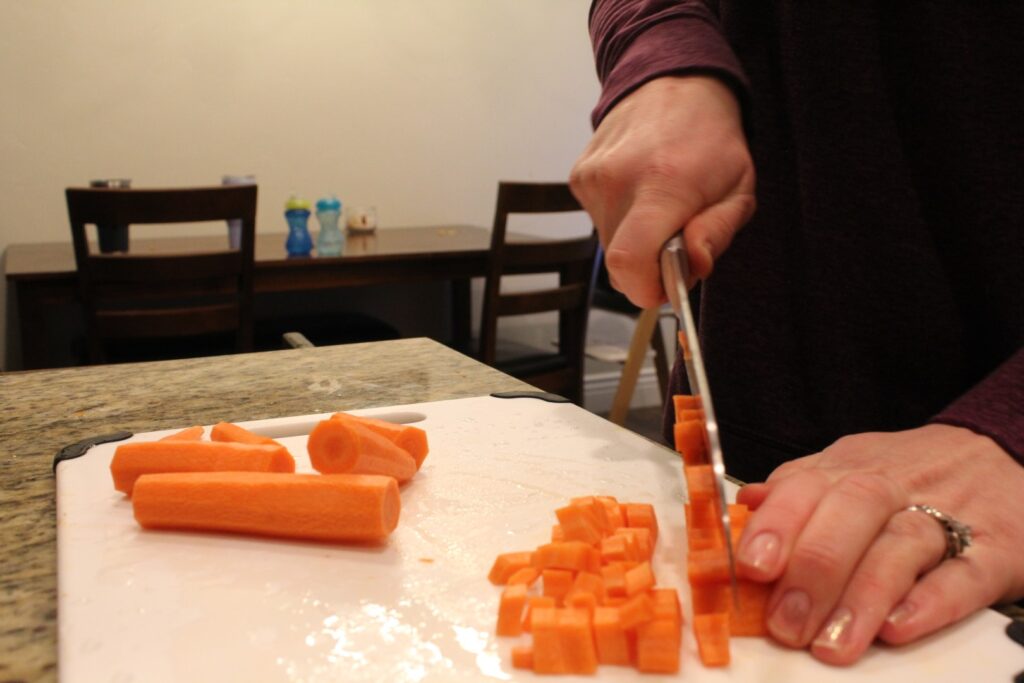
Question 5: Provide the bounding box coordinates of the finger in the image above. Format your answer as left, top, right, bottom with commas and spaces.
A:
764, 472, 908, 648
735, 470, 832, 581
604, 184, 704, 308
683, 190, 756, 283
736, 482, 772, 510
808, 507, 947, 664
879, 551, 1002, 646
765, 453, 821, 484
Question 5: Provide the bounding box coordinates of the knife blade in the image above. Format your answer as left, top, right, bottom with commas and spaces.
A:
659, 234, 738, 598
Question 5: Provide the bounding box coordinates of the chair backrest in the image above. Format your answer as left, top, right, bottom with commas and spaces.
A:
480, 181, 599, 404
65, 185, 258, 364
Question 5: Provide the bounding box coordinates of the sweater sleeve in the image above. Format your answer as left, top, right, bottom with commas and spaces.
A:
589, 0, 750, 127
931, 348, 1024, 466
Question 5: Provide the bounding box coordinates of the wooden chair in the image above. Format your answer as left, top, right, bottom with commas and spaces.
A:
479, 181, 599, 405
65, 185, 257, 364
590, 251, 673, 425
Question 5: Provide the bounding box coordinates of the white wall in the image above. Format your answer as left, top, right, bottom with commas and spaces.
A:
1, 1, 659, 402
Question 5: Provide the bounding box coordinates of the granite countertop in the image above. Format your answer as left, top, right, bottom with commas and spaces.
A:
0, 338, 530, 683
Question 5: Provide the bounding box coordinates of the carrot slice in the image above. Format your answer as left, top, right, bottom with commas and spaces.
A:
592, 606, 633, 666
674, 420, 707, 465
522, 595, 556, 634
688, 547, 731, 585
110, 440, 295, 495
210, 422, 280, 446
331, 412, 429, 469
685, 501, 720, 532
673, 394, 702, 414
596, 496, 625, 528
160, 426, 204, 441
729, 579, 773, 636
600, 563, 627, 598
684, 464, 716, 504
691, 582, 730, 615
612, 527, 653, 560
307, 418, 416, 484
617, 592, 655, 630
651, 588, 681, 626
488, 551, 533, 585
569, 571, 605, 601
510, 645, 533, 670
496, 583, 529, 636
506, 566, 540, 587
530, 607, 564, 674
636, 618, 682, 673
132, 472, 399, 542
694, 612, 731, 666
624, 561, 656, 597
558, 608, 599, 675
565, 591, 597, 616
555, 503, 604, 545
532, 541, 599, 573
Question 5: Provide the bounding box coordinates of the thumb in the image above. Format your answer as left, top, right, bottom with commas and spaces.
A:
683, 191, 756, 283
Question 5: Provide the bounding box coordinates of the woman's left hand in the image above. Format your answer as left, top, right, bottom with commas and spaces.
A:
735, 423, 1024, 665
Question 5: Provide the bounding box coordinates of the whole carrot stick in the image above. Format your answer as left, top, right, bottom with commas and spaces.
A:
132, 472, 400, 542
331, 412, 429, 469
307, 418, 416, 483
110, 440, 295, 495
210, 422, 281, 446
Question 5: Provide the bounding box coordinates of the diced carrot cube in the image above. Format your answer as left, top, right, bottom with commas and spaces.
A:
597, 496, 625, 528
600, 563, 627, 598
510, 645, 533, 670
592, 606, 632, 666
691, 582, 731, 615
488, 551, 533, 585
729, 579, 773, 636
687, 525, 723, 551
674, 420, 707, 465
694, 612, 731, 667
729, 503, 751, 532
558, 608, 598, 674
617, 592, 655, 630
542, 568, 574, 603
570, 571, 605, 600
531, 607, 564, 674
532, 541, 595, 573
496, 584, 529, 636
685, 501, 719, 531
651, 588, 681, 626
623, 503, 658, 542
688, 547, 731, 585
613, 527, 653, 560
600, 534, 630, 563
636, 617, 682, 673
507, 566, 540, 587
624, 561, 656, 597
673, 394, 702, 417
551, 523, 565, 543
684, 465, 716, 504
522, 595, 556, 634
565, 590, 597, 616
556, 503, 604, 545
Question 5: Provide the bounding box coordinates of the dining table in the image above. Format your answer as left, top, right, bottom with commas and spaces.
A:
0, 337, 531, 682
3, 225, 494, 370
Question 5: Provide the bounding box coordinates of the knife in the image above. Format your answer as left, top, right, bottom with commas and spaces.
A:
659, 234, 738, 598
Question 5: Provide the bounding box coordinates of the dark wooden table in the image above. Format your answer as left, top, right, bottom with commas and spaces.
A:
4, 225, 493, 369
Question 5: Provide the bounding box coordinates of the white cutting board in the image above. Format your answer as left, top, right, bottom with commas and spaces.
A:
56, 395, 1021, 682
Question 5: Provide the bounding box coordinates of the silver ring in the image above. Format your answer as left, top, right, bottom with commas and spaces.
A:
906, 504, 972, 559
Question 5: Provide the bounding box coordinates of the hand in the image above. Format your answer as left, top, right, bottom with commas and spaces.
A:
569, 76, 755, 307
735, 424, 1024, 665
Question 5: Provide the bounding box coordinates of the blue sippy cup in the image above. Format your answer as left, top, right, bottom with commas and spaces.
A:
284, 195, 313, 257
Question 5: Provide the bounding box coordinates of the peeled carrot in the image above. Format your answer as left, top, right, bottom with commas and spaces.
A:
530, 607, 563, 674
651, 588, 681, 626
617, 592, 655, 630
688, 547, 732, 585
558, 609, 599, 675
488, 551, 534, 585
592, 606, 632, 666
132, 472, 400, 542
600, 563, 627, 598
307, 418, 416, 484
566, 591, 597, 616
555, 502, 605, 545
532, 541, 600, 573
675, 420, 708, 465
110, 440, 295, 495
691, 582, 730, 616
542, 568, 574, 603
210, 421, 281, 446
522, 595, 556, 634
624, 561, 656, 597
160, 425, 204, 441
622, 503, 658, 542
694, 613, 731, 667
507, 566, 541, 587
636, 618, 681, 673
510, 645, 533, 670
684, 464, 716, 504
331, 412, 429, 469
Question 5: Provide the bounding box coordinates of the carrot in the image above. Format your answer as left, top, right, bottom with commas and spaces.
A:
600, 534, 635, 564
132, 472, 399, 542
532, 541, 600, 573
160, 425, 204, 441
688, 547, 732, 585
617, 592, 655, 630
676, 407, 705, 424
565, 591, 597, 616
110, 440, 295, 495
687, 525, 723, 551
210, 421, 280, 446
550, 524, 565, 542
612, 527, 653, 560
555, 503, 605, 545
497, 583, 529, 636
651, 588, 681, 626
592, 606, 633, 666
729, 579, 772, 636
636, 618, 682, 674
684, 464, 716, 504
510, 645, 533, 670
488, 551, 534, 585
596, 496, 625, 528
569, 571, 604, 601
673, 394, 702, 413
522, 595, 556, 634
685, 501, 720, 532
622, 502, 658, 542
674, 419, 707, 465
307, 418, 416, 484
530, 607, 564, 674
691, 582, 730, 616
600, 563, 627, 598
693, 613, 731, 667
542, 568, 574, 603
624, 561, 655, 597
558, 608, 599, 675
331, 412, 429, 469
506, 566, 540, 587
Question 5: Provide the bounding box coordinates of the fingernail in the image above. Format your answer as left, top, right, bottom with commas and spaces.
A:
813, 607, 854, 651
739, 531, 780, 575
769, 589, 811, 644
886, 600, 915, 627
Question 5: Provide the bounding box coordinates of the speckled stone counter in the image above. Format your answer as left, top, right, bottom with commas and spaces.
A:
0, 338, 529, 683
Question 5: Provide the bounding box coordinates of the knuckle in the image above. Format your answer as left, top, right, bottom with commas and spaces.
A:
836, 472, 901, 507
789, 538, 846, 579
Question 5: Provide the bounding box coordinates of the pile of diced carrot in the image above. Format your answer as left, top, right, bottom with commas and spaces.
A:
489, 496, 683, 675
675, 395, 773, 667
109, 413, 429, 543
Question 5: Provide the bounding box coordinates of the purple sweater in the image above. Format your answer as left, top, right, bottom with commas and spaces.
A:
589, 1, 1024, 482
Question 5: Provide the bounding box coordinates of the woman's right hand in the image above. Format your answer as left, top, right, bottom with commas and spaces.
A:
570, 75, 756, 306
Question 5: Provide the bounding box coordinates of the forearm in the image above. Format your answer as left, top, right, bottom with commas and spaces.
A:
589, 0, 750, 126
